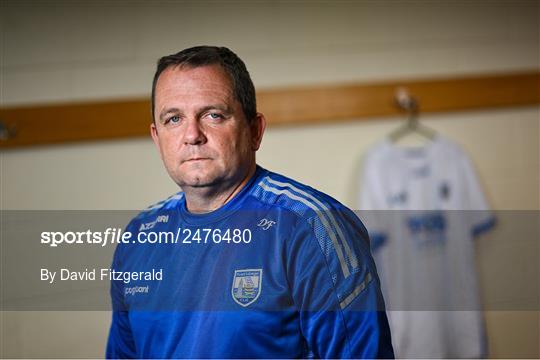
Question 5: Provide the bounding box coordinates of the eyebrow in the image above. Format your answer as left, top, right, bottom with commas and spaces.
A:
196, 104, 231, 117
159, 108, 182, 122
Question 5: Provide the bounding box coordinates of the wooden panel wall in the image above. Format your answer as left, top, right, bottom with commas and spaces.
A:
0, 71, 538, 148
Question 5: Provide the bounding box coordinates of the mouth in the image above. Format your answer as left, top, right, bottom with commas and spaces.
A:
184, 158, 210, 163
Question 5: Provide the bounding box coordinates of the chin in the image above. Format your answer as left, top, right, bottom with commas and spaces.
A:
178, 173, 221, 188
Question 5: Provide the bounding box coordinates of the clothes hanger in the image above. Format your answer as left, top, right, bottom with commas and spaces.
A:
388, 87, 437, 142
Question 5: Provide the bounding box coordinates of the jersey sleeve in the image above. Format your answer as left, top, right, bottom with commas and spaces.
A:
106, 223, 138, 359
460, 153, 496, 237
287, 208, 394, 359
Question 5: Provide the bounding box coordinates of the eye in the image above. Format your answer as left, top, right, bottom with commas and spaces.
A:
208, 112, 224, 120
167, 115, 180, 124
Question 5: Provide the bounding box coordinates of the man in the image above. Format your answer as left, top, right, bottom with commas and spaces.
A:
106, 46, 394, 359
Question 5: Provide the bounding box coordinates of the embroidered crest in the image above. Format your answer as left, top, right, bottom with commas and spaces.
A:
231, 269, 262, 307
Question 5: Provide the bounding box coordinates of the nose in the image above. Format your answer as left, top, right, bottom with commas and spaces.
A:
183, 118, 206, 145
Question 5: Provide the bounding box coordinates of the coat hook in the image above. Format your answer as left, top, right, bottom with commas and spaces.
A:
0, 120, 17, 141
394, 87, 418, 114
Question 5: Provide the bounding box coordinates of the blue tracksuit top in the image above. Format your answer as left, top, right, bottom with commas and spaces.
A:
106, 165, 394, 358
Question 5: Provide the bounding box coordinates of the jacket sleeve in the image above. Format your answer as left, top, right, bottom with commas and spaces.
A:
287, 207, 394, 359
106, 233, 137, 359
106, 310, 137, 359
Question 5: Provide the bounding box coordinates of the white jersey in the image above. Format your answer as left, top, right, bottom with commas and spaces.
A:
358, 136, 495, 358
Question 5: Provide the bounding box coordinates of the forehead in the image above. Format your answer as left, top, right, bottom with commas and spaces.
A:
155, 64, 234, 99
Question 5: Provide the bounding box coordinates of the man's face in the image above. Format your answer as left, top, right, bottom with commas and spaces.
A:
151, 64, 264, 190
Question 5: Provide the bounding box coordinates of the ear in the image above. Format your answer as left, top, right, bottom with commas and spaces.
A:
150, 122, 162, 155
251, 112, 266, 151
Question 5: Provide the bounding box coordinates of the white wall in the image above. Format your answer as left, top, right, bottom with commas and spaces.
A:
1, 1, 538, 358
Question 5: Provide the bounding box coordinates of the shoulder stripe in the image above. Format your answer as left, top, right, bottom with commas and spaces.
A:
339, 272, 372, 309
143, 193, 184, 212
258, 179, 352, 278
262, 176, 358, 269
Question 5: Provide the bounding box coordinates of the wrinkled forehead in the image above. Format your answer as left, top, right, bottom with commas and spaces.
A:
158, 63, 234, 91
154, 64, 244, 121
156, 65, 237, 109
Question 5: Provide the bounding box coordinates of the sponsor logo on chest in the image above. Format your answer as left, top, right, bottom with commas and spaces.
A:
139, 215, 170, 231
